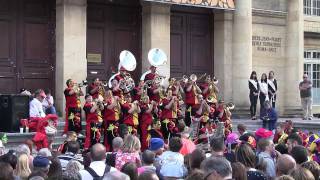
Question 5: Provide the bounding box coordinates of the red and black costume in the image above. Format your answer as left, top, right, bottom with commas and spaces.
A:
121, 102, 139, 134
88, 83, 99, 99
184, 83, 198, 126
214, 105, 232, 137
148, 86, 161, 104
160, 97, 178, 141
145, 72, 156, 81
200, 83, 210, 100
139, 102, 156, 151
64, 88, 82, 134
103, 98, 121, 151
83, 102, 102, 149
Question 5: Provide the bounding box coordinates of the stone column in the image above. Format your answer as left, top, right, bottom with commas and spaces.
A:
56, 0, 87, 115
141, 2, 171, 82
232, 0, 252, 106
214, 11, 233, 102
285, 0, 304, 109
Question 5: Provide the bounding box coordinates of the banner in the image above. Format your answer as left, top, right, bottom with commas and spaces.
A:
144, 0, 235, 10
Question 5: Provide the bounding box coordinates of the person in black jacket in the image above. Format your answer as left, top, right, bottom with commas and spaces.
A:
249, 71, 260, 120
268, 71, 278, 108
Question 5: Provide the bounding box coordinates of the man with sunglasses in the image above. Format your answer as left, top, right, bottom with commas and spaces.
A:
299, 74, 313, 120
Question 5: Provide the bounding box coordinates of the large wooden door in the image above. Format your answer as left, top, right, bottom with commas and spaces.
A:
170, 6, 213, 78
87, 0, 141, 83
0, 0, 55, 94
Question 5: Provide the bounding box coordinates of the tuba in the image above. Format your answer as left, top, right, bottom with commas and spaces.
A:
140, 48, 167, 84
108, 50, 136, 93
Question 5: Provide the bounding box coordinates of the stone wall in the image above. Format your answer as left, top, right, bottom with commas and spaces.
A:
252, 11, 287, 114
253, 0, 287, 12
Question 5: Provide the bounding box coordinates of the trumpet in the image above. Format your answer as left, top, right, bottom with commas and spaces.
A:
77, 80, 88, 87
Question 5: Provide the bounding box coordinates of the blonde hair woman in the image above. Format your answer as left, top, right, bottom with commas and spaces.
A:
115, 135, 141, 170
14, 154, 31, 180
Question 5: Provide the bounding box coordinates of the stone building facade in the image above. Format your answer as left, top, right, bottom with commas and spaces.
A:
1, 0, 319, 116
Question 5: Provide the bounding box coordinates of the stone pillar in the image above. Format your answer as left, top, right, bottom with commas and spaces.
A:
214, 11, 233, 102
285, 0, 304, 109
232, 0, 252, 106
142, 2, 171, 82
56, 0, 87, 115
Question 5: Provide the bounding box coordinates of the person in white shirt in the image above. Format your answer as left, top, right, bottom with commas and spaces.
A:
159, 137, 187, 179
29, 89, 46, 118
79, 143, 117, 180
42, 89, 56, 115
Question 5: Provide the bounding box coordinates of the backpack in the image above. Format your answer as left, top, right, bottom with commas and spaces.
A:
85, 165, 111, 180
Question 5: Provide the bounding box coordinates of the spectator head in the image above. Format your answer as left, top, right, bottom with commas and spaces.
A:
112, 137, 123, 152
33, 156, 51, 174
231, 162, 247, 180
210, 136, 225, 156
16, 144, 31, 157
301, 161, 320, 180
122, 135, 141, 153
141, 150, 155, 166
91, 143, 106, 161
38, 148, 52, 157
44, 89, 51, 96
275, 143, 288, 154
169, 137, 183, 152
276, 154, 296, 176
0, 151, 18, 169
190, 148, 206, 170
225, 133, 241, 151
185, 169, 205, 180
201, 157, 232, 180
121, 162, 138, 180
119, 124, 129, 139
65, 141, 80, 154
28, 170, 47, 180
66, 131, 78, 142
34, 89, 46, 102
62, 160, 82, 180
289, 167, 315, 180
287, 133, 303, 153
258, 138, 274, 154
276, 175, 295, 180
149, 138, 164, 155
237, 124, 247, 135
276, 123, 286, 134
103, 171, 130, 180
235, 143, 256, 168
47, 157, 62, 179
0, 162, 14, 180
138, 171, 159, 180
15, 153, 31, 179
291, 145, 308, 164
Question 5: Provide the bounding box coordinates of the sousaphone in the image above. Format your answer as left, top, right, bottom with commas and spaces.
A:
140, 48, 167, 81
108, 50, 137, 89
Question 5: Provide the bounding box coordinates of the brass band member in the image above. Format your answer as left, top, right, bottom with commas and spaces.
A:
88, 78, 101, 99
168, 78, 184, 99
139, 95, 158, 151
64, 79, 84, 134
184, 77, 202, 126
148, 80, 162, 104
83, 95, 103, 149
191, 94, 211, 129
110, 78, 123, 98
103, 90, 121, 151
201, 75, 219, 103
160, 89, 179, 142
214, 100, 232, 137
122, 94, 141, 135
267, 71, 277, 108
132, 81, 145, 102
145, 66, 157, 81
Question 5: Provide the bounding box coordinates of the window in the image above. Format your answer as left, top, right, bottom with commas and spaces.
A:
304, 0, 320, 16
304, 50, 320, 105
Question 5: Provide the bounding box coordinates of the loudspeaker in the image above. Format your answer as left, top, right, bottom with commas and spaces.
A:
0, 95, 30, 132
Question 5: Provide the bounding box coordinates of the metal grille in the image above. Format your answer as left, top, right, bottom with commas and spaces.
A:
304, 0, 320, 16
